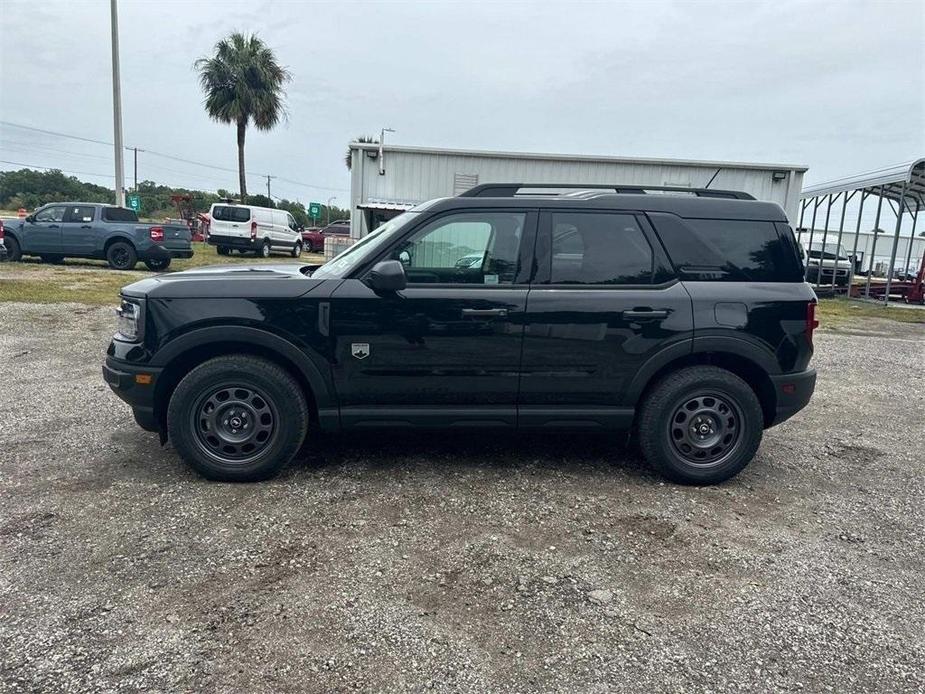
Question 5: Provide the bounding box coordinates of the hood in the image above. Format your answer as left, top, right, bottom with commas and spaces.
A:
121, 263, 324, 299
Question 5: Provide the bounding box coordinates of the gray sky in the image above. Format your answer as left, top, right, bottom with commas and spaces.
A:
1, 0, 923, 205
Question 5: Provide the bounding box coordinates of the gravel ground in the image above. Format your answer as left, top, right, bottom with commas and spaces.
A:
0, 301, 923, 693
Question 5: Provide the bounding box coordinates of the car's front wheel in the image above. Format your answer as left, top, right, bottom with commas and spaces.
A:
637, 366, 763, 485
167, 355, 308, 481
290, 241, 303, 258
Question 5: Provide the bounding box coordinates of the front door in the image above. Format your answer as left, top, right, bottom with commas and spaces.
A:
330, 209, 536, 428
24, 205, 66, 253
518, 210, 693, 428
60, 205, 98, 256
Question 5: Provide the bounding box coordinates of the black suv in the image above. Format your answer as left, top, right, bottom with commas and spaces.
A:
103, 184, 817, 485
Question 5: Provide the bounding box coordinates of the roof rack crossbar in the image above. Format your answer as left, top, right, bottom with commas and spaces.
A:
459, 183, 755, 200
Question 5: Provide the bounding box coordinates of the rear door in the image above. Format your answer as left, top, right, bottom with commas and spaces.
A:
23, 205, 67, 253
518, 209, 693, 428
329, 208, 536, 427
60, 205, 98, 255
210, 205, 252, 239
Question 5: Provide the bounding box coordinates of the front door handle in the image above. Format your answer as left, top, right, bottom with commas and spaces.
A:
80, 225, 92, 229
622, 309, 669, 320
49, 224, 60, 229
461, 308, 508, 318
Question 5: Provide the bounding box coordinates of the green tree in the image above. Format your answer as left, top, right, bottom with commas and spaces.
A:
345, 135, 377, 170
195, 33, 291, 203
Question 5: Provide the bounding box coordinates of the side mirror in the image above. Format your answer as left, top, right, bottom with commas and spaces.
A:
25, 215, 34, 223
368, 260, 406, 293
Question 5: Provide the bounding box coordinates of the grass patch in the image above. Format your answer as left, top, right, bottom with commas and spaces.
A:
0, 243, 323, 306
817, 297, 925, 326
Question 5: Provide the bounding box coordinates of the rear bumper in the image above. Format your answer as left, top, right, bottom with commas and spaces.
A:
208, 234, 257, 249
103, 357, 163, 432
768, 368, 816, 427
141, 244, 193, 261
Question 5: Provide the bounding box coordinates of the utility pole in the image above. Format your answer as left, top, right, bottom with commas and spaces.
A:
378, 127, 394, 175
326, 196, 336, 225
266, 174, 273, 200
110, 0, 126, 207
133, 147, 138, 192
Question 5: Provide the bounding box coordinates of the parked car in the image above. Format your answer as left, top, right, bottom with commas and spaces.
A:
300, 227, 324, 252
803, 241, 852, 286
321, 220, 351, 236
104, 184, 817, 485
2, 203, 192, 271
207, 203, 304, 257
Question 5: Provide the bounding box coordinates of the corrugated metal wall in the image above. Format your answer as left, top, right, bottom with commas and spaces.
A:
350, 146, 805, 236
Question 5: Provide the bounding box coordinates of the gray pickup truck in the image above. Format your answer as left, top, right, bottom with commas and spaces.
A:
2, 203, 193, 271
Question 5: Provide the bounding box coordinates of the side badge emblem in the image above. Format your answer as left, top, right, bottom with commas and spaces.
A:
351, 343, 370, 360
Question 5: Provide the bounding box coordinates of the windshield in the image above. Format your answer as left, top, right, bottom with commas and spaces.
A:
311, 212, 419, 279
808, 244, 848, 260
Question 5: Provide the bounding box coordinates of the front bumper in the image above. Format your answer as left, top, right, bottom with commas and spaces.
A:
103, 356, 163, 432
141, 244, 194, 261
768, 368, 817, 427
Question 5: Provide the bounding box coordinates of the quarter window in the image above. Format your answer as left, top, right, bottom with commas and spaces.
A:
35, 206, 66, 223
392, 212, 526, 285
547, 212, 654, 285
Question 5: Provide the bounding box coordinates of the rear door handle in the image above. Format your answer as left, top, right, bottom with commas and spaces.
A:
622, 309, 669, 320
80, 225, 92, 229
461, 308, 508, 318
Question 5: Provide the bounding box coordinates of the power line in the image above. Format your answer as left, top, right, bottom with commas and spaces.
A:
0, 120, 350, 194
0, 159, 115, 179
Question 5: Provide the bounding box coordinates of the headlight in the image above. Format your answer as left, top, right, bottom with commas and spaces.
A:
115, 298, 142, 341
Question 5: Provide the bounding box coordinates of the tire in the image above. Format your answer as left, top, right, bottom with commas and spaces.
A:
217, 246, 230, 256
106, 240, 137, 270
259, 240, 271, 258
144, 257, 171, 272
637, 366, 763, 485
166, 355, 308, 482
4, 236, 22, 261
290, 241, 303, 258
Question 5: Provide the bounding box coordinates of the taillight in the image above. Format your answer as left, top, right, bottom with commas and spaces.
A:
806, 302, 819, 344
250, 221, 258, 239
0, 219, 4, 240
149, 226, 164, 243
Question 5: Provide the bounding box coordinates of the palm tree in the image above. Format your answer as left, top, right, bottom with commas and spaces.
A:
345, 135, 378, 170
195, 33, 291, 202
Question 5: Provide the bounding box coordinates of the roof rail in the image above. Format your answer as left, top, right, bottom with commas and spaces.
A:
459, 183, 755, 200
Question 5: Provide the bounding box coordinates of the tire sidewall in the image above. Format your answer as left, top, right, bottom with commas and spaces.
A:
260, 241, 271, 258
639, 367, 763, 485
144, 258, 171, 272
5, 236, 22, 261
291, 242, 303, 258
167, 357, 307, 481
107, 241, 137, 270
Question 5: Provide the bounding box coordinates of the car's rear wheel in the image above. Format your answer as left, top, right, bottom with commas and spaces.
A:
4, 236, 22, 261
259, 240, 271, 258
217, 246, 230, 256
637, 366, 763, 485
167, 355, 308, 482
107, 241, 137, 270
144, 257, 171, 272
290, 241, 303, 258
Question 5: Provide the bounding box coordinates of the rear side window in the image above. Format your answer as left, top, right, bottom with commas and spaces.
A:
101, 207, 138, 222
651, 215, 803, 282
545, 212, 654, 285
212, 206, 251, 223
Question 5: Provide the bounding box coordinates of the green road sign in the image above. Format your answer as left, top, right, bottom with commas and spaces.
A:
309, 202, 321, 218
127, 194, 140, 212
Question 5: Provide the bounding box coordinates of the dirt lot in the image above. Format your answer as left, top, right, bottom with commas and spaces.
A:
0, 302, 923, 693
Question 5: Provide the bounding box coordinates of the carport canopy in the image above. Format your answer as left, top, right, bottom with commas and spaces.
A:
802, 158, 925, 213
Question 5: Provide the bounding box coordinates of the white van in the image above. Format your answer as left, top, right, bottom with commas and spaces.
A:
207, 203, 304, 258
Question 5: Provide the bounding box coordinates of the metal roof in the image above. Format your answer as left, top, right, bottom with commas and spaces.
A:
349, 142, 808, 173
801, 158, 925, 213
357, 200, 417, 212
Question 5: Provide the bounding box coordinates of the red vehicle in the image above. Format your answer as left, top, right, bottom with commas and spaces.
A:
300, 226, 323, 252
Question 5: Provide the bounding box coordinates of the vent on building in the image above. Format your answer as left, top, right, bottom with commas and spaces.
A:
453, 172, 479, 196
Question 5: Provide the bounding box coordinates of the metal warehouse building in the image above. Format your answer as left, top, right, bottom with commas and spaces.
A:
347, 143, 807, 237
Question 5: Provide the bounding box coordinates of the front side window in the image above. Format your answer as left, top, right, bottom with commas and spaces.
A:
547, 212, 654, 285
64, 206, 95, 223
35, 206, 66, 223
390, 211, 526, 285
